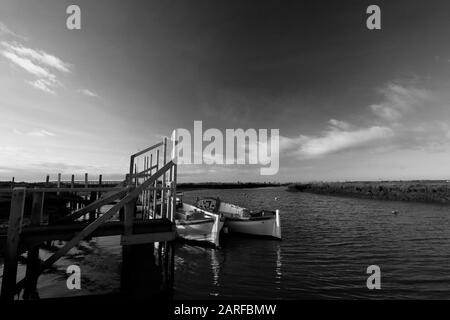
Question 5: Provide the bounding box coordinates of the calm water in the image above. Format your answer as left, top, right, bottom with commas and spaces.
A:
2, 186, 450, 299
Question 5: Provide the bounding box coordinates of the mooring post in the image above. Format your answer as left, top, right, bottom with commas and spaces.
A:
89, 191, 97, 221
57, 173, 61, 196
1, 187, 26, 301
121, 197, 162, 298
84, 173, 88, 188
45, 175, 50, 184
121, 199, 135, 294
23, 190, 44, 300
70, 174, 75, 211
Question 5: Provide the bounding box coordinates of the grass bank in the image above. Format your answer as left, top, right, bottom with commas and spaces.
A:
287, 180, 450, 205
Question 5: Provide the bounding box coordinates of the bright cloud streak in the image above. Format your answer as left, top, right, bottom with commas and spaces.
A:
369, 83, 432, 122
2, 42, 71, 73
27, 130, 56, 137
1, 50, 56, 80
282, 125, 393, 159
0, 37, 72, 94
78, 89, 99, 98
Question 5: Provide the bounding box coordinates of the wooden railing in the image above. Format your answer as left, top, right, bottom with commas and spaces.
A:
0, 139, 177, 301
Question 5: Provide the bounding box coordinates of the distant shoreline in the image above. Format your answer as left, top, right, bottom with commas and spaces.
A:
3, 180, 450, 205
177, 182, 288, 191
287, 181, 450, 205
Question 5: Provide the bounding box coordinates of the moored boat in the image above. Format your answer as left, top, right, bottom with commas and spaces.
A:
175, 202, 224, 247
195, 198, 281, 239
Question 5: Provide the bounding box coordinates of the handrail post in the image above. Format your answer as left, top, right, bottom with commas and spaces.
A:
161, 138, 167, 218
153, 149, 159, 218
1, 187, 26, 301
172, 164, 177, 222
128, 155, 135, 186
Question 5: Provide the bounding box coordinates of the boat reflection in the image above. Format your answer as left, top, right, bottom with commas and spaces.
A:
174, 235, 282, 299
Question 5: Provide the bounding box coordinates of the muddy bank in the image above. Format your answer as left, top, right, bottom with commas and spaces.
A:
287, 181, 450, 205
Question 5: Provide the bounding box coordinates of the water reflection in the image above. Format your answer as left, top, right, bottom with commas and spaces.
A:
174, 235, 283, 299
210, 248, 220, 297
275, 245, 282, 291
4, 186, 450, 299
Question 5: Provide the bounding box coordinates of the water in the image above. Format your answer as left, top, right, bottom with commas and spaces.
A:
175, 187, 450, 299
2, 186, 450, 299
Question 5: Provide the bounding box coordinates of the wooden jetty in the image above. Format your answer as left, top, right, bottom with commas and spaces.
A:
0, 138, 177, 300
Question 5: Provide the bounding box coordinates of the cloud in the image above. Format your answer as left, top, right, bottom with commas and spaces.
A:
281, 82, 448, 161
78, 89, 99, 98
369, 83, 432, 122
328, 119, 352, 131
27, 79, 56, 94
2, 42, 71, 73
283, 125, 393, 159
27, 130, 56, 137
0, 39, 70, 94
1, 50, 57, 80
0, 21, 27, 40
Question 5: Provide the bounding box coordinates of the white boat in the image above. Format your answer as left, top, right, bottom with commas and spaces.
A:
195, 198, 281, 239
175, 202, 224, 247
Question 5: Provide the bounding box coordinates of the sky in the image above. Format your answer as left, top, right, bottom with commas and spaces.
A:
1, 0, 450, 182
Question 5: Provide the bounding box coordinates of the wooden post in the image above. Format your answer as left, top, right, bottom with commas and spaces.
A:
161, 138, 167, 218
148, 154, 153, 219
70, 174, 75, 211
166, 166, 173, 219
89, 191, 97, 222
172, 164, 177, 222
153, 150, 159, 218
57, 173, 61, 196
120, 196, 162, 297
142, 157, 147, 219
1, 188, 26, 301
128, 155, 135, 186
84, 173, 89, 215
121, 199, 135, 293
97, 174, 103, 218
11, 177, 14, 189
23, 191, 44, 300
46, 175, 50, 183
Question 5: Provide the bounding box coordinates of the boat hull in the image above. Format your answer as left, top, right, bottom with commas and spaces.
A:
175, 203, 224, 247
224, 210, 281, 239
176, 219, 224, 247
